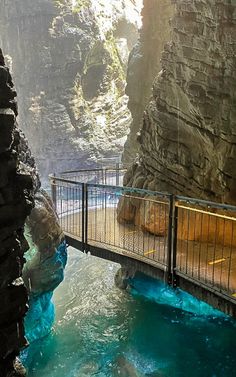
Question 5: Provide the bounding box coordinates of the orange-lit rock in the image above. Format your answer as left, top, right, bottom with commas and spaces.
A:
117, 194, 169, 236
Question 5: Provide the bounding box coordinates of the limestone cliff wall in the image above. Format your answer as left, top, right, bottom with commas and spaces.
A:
0, 0, 142, 181
123, 0, 174, 163
0, 49, 34, 377
123, 0, 236, 205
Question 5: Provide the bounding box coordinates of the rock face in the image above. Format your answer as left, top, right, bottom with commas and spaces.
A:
16, 96, 67, 350
0, 48, 34, 377
18, 135, 66, 299
123, 0, 236, 206
24, 190, 65, 296
123, 0, 174, 163
118, 0, 236, 252
0, 0, 142, 182
22, 187, 67, 348
0, 47, 67, 374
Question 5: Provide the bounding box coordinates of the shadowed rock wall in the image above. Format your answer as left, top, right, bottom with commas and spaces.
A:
123, 0, 174, 163
0, 49, 34, 377
0, 47, 67, 375
16, 86, 67, 364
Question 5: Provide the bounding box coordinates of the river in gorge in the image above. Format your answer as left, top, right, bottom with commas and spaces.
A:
22, 247, 236, 377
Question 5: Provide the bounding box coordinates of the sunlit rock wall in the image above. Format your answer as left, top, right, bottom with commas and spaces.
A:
122, 0, 236, 205
0, 0, 143, 182
123, 0, 174, 163
0, 49, 34, 377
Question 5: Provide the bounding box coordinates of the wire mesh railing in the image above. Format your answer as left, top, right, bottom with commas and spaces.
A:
50, 177, 84, 242
49, 172, 236, 303
85, 184, 171, 269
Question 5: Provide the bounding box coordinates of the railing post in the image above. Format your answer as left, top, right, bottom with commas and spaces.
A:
116, 162, 120, 186
51, 174, 57, 210
172, 205, 178, 288
102, 168, 106, 185
85, 183, 89, 253
167, 194, 174, 285
82, 183, 85, 252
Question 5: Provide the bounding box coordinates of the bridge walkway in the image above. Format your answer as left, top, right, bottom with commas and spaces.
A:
50, 168, 236, 316
62, 207, 236, 295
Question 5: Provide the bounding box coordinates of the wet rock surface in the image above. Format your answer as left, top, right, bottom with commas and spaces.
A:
0, 46, 67, 374
0, 48, 34, 377
17, 100, 67, 348
23, 189, 65, 296
114, 266, 136, 290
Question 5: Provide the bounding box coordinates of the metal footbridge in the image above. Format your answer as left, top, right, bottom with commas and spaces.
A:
50, 167, 236, 317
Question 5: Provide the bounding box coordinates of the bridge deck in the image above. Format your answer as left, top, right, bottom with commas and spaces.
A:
62, 207, 236, 297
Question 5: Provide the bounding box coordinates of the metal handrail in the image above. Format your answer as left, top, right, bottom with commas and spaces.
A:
49, 176, 172, 199
60, 167, 126, 174
49, 174, 84, 186
176, 195, 236, 212
50, 170, 236, 213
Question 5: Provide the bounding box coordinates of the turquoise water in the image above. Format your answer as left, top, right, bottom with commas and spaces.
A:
23, 248, 236, 377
